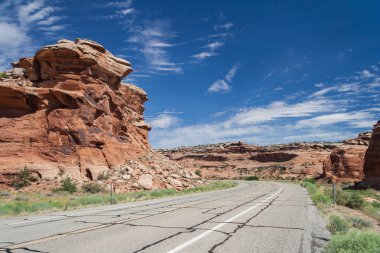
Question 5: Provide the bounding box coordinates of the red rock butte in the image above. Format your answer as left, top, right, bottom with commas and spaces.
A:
0, 39, 200, 191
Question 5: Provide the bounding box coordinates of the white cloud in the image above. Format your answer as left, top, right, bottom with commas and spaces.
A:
226, 99, 336, 126
208, 79, 230, 93
214, 22, 234, 30
208, 64, 239, 93
107, 0, 133, 8
120, 8, 134, 15
296, 111, 375, 128
192, 22, 233, 62
126, 19, 183, 74
0, 0, 63, 70
147, 113, 180, 129
225, 64, 239, 82
359, 69, 376, 78
192, 51, 216, 60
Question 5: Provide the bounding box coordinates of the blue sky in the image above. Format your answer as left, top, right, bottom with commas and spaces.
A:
1, 0, 379, 148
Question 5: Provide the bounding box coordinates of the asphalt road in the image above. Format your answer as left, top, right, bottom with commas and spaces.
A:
0, 181, 330, 253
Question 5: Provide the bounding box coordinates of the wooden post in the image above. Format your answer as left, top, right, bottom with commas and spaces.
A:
333, 182, 336, 205
110, 184, 113, 204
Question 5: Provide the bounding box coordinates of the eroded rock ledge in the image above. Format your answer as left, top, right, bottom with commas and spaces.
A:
0, 39, 201, 191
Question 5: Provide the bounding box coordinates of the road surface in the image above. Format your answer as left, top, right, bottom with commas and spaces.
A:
0, 181, 330, 253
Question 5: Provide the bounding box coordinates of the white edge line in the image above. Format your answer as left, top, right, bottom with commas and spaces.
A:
167, 187, 283, 253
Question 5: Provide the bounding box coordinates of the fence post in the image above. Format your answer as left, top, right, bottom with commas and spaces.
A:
110, 184, 113, 204
333, 182, 336, 205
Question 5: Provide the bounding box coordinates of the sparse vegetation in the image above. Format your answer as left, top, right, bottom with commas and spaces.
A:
327, 215, 349, 235
97, 171, 110, 180
195, 169, 202, 177
0, 181, 237, 217
82, 182, 105, 194
348, 217, 372, 230
54, 177, 77, 193
323, 230, 380, 253
243, 176, 260, 181
0, 72, 9, 78
13, 165, 32, 189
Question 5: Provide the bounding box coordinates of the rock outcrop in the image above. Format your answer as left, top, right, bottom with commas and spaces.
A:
343, 132, 372, 146
159, 142, 340, 180
0, 39, 201, 191
322, 146, 367, 183
362, 121, 380, 189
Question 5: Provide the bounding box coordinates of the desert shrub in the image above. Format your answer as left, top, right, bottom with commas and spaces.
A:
13, 165, 31, 189
14, 195, 29, 201
361, 204, 380, 221
347, 192, 365, 209
327, 215, 349, 235
336, 191, 365, 209
195, 170, 202, 177
303, 178, 316, 184
348, 217, 372, 230
372, 201, 380, 208
0, 73, 9, 78
323, 230, 380, 253
97, 171, 110, 180
0, 191, 10, 197
82, 182, 105, 194
244, 176, 259, 181
311, 192, 332, 206
54, 177, 77, 193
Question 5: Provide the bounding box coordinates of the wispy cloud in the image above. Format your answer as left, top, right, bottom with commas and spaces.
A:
108, 1, 182, 75
208, 63, 239, 93
147, 112, 181, 129
150, 63, 380, 148
0, 0, 64, 70
192, 22, 233, 61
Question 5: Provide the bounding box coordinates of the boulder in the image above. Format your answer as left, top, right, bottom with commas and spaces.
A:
138, 174, 153, 190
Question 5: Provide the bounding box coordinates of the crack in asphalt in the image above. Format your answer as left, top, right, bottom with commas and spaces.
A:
132, 184, 280, 253
207, 187, 285, 253
0, 183, 257, 252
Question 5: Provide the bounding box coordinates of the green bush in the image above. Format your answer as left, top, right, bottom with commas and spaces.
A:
347, 192, 365, 209
82, 182, 105, 194
311, 192, 332, 206
303, 178, 316, 184
348, 217, 372, 230
323, 230, 380, 253
54, 177, 77, 193
13, 165, 31, 189
0, 73, 9, 78
244, 176, 259, 181
336, 191, 365, 209
327, 215, 349, 235
372, 201, 380, 208
195, 170, 202, 177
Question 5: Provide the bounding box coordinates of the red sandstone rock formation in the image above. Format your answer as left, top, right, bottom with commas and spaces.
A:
362, 121, 380, 189
159, 142, 339, 180
343, 132, 372, 146
322, 146, 367, 183
0, 39, 200, 191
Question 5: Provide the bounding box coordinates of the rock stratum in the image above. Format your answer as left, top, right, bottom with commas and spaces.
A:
0, 39, 200, 191
160, 131, 376, 183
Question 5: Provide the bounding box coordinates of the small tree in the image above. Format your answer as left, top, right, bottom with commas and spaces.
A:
14, 165, 31, 189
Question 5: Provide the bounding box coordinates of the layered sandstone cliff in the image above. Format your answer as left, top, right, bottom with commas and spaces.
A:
0, 39, 200, 191
159, 142, 340, 180
362, 121, 380, 189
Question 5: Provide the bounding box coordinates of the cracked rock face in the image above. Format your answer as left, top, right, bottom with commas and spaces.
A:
0, 39, 201, 191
